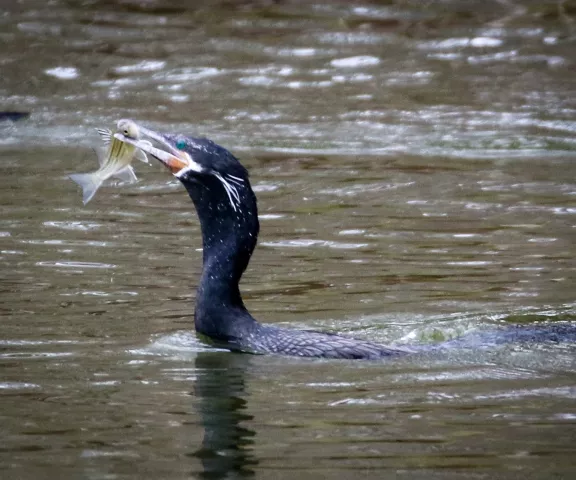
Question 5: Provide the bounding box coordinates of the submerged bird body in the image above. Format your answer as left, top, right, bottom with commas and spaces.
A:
116, 125, 576, 359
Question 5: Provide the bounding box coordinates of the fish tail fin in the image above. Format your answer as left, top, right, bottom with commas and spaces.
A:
69, 173, 102, 205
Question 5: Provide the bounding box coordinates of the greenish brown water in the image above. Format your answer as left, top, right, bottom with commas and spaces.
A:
1, 1, 576, 479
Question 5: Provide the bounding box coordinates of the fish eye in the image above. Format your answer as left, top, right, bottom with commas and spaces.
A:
176, 140, 186, 150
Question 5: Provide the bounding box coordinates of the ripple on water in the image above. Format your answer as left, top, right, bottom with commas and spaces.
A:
314, 32, 388, 45
44, 66, 79, 80
1, 352, 75, 359
0, 339, 88, 346
269, 47, 325, 57
151, 67, 221, 83
60, 290, 138, 297
319, 182, 413, 196
330, 55, 380, 68
43, 221, 102, 231
253, 183, 280, 192
35, 261, 116, 269
419, 37, 503, 50
286, 80, 334, 89
111, 60, 166, 75
91, 77, 149, 89
132, 331, 221, 357
261, 239, 369, 249
236, 75, 275, 87
22, 239, 112, 247
473, 386, 576, 401
80, 450, 140, 459
0, 382, 41, 390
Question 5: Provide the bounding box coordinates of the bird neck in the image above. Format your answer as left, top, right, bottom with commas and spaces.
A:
183, 176, 260, 339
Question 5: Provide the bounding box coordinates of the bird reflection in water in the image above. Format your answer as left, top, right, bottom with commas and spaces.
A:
191, 352, 257, 479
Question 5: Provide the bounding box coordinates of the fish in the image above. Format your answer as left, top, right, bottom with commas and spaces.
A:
69, 119, 150, 205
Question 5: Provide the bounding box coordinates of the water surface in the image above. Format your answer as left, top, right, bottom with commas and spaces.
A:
1, 1, 576, 479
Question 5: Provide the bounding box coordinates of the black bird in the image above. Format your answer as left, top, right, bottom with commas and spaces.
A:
118, 125, 576, 359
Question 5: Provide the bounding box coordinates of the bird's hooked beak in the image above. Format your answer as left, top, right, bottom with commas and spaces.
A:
114, 124, 201, 176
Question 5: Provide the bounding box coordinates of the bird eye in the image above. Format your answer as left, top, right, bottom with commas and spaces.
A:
123, 130, 129, 135
176, 140, 186, 150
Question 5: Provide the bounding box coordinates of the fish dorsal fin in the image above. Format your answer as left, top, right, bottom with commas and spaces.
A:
96, 128, 112, 145
114, 166, 138, 183
93, 147, 107, 167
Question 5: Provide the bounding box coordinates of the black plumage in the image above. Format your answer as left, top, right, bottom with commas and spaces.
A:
134, 128, 576, 359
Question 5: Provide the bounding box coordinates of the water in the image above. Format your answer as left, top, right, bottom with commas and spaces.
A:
2, 1, 576, 478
